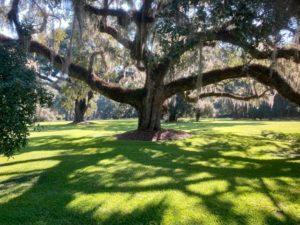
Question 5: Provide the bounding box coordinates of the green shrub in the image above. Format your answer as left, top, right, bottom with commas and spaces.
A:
0, 45, 52, 156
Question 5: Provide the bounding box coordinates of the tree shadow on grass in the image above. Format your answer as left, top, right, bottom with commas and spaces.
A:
0, 126, 299, 225
30, 120, 138, 133
30, 119, 265, 134
261, 130, 300, 159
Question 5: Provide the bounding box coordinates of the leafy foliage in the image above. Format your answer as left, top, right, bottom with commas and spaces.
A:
0, 45, 52, 156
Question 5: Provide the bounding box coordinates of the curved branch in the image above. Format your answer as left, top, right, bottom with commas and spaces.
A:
214, 30, 300, 64
0, 33, 144, 106
164, 27, 300, 73
8, 0, 47, 35
31, 0, 48, 33
86, 2, 154, 65
84, 4, 154, 27
182, 89, 271, 103
98, 22, 134, 50
164, 64, 300, 106
7, 0, 22, 36
36, 73, 62, 91
252, 48, 300, 64
85, 4, 131, 26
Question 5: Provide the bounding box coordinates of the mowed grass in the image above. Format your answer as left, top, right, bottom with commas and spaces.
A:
0, 119, 300, 225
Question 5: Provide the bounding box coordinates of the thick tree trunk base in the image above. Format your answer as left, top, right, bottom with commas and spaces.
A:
115, 129, 192, 141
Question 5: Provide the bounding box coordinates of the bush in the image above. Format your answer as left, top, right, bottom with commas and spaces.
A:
0, 45, 52, 156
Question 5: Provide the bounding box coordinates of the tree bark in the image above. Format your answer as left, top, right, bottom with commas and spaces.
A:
137, 92, 164, 131
136, 71, 165, 131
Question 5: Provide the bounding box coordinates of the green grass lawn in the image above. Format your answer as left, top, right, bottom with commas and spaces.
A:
0, 119, 299, 225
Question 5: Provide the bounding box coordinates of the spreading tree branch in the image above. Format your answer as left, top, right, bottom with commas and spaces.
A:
182, 89, 271, 103
161, 26, 300, 76
85, 2, 154, 68
0, 33, 144, 107
97, 22, 134, 51
164, 64, 300, 106
214, 30, 300, 64
84, 3, 154, 27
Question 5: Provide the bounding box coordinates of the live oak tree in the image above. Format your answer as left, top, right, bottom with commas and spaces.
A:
1, 0, 300, 132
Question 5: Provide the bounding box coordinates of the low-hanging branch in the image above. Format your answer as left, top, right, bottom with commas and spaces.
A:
2, 31, 299, 108
0, 33, 144, 107
164, 64, 300, 106
182, 89, 271, 103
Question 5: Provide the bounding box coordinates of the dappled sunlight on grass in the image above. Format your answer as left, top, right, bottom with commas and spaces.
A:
0, 119, 299, 225
0, 176, 40, 205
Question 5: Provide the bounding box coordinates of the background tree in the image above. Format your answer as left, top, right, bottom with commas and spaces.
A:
166, 95, 193, 122
95, 96, 137, 119
60, 80, 96, 123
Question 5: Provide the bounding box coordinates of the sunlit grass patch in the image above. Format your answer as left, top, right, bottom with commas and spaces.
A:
0, 119, 299, 225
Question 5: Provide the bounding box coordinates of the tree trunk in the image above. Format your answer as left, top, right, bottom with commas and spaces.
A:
137, 76, 164, 131
137, 95, 164, 131
195, 109, 201, 122
73, 98, 88, 123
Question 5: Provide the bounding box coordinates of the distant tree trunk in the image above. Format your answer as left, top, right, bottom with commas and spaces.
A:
168, 112, 177, 122
73, 98, 87, 123
195, 109, 201, 122
73, 91, 93, 123
65, 111, 69, 121
167, 98, 178, 122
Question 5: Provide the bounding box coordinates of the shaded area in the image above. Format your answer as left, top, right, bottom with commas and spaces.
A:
115, 129, 192, 141
30, 120, 137, 132
0, 121, 299, 225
